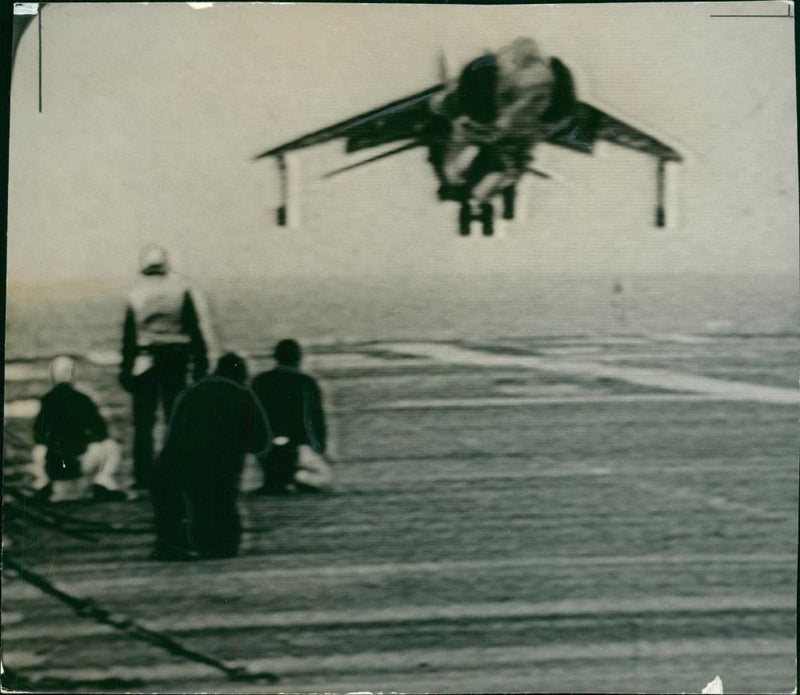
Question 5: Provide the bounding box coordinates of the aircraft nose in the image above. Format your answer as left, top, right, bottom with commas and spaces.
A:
508, 60, 553, 90
509, 37, 542, 62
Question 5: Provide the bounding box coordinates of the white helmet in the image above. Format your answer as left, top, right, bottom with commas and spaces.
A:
138, 244, 169, 274
49, 355, 76, 385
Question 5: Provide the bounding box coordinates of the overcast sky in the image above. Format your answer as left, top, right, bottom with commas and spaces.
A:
7, 1, 798, 284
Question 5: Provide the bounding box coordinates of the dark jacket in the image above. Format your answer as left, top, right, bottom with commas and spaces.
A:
159, 375, 271, 493
251, 366, 326, 452
34, 383, 108, 478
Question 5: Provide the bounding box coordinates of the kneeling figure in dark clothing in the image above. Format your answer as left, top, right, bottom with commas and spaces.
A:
251, 339, 329, 494
31, 356, 128, 502
152, 353, 271, 559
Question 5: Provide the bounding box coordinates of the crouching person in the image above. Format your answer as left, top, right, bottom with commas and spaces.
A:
152, 353, 271, 560
251, 339, 331, 494
31, 356, 128, 503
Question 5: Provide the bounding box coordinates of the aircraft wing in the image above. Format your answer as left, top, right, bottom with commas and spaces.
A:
254, 84, 445, 160
545, 102, 682, 162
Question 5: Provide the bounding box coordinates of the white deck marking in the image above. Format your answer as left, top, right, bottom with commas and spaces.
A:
19, 638, 796, 684
137, 595, 795, 633
633, 481, 797, 521
646, 333, 715, 344
373, 343, 798, 405
6, 596, 793, 641
86, 350, 121, 366
3, 623, 116, 640
4, 363, 47, 381
0, 651, 46, 668
312, 353, 429, 370
13, 553, 794, 596
4, 399, 41, 418
378, 394, 723, 409
237, 638, 797, 676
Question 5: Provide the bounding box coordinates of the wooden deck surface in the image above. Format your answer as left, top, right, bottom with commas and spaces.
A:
3, 336, 797, 692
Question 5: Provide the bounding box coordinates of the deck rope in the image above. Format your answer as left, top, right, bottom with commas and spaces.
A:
4, 555, 280, 684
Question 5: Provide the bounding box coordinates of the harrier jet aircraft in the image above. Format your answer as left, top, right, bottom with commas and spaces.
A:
258, 37, 682, 236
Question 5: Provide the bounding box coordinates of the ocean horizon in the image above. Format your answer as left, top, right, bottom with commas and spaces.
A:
5, 271, 798, 361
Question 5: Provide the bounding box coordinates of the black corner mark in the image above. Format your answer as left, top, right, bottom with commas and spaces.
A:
38, 5, 42, 112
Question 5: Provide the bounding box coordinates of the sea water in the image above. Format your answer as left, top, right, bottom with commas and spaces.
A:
5, 272, 798, 360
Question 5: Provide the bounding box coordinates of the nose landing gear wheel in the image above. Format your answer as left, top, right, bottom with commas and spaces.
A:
501, 186, 515, 220
459, 202, 495, 236
480, 203, 494, 236
459, 203, 472, 236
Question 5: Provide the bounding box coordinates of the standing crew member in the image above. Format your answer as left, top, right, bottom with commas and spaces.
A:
152, 353, 271, 560
251, 339, 329, 494
119, 245, 216, 489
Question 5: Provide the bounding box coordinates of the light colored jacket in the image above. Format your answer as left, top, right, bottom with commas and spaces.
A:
128, 273, 195, 348
120, 272, 218, 380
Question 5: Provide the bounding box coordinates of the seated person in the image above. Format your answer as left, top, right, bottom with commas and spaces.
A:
251, 339, 330, 494
152, 353, 271, 560
30, 356, 127, 502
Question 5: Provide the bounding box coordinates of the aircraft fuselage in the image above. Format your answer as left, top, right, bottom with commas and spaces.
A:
428, 38, 566, 210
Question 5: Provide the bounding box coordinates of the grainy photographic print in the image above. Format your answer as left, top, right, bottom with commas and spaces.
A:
2, 1, 798, 693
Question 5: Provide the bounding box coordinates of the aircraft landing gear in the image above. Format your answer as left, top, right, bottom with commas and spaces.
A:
459, 203, 472, 236
458, 201, 495, 236
501, 186, 516, 220
480, 203, 494, 236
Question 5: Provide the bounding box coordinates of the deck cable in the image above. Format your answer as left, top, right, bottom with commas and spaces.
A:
4, 486, 150, 535
4, 494, 98, 542
4, 555, 281, 684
